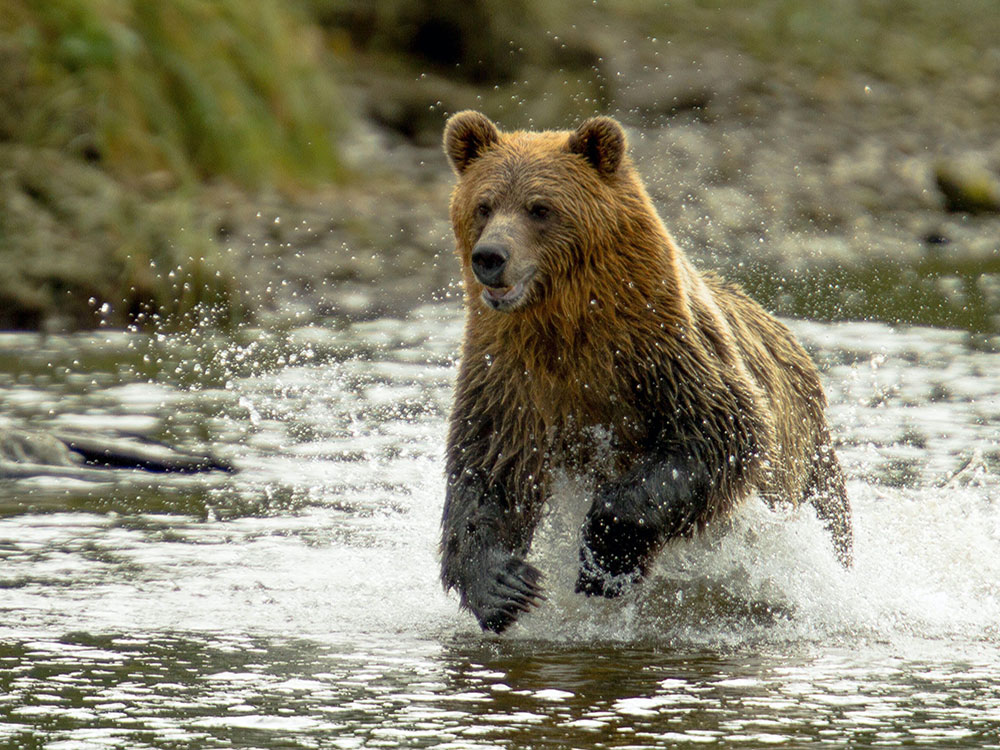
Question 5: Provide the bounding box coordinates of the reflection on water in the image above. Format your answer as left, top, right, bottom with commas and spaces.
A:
3, 634, 1000, 747
1, 305, 999, 747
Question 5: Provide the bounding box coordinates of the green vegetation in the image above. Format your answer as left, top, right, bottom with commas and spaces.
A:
0, 0, 344, 330
2, 0, 342, 188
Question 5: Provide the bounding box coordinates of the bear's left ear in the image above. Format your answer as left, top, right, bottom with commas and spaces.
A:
444, 110, 500, 175
568, 116, 626, 177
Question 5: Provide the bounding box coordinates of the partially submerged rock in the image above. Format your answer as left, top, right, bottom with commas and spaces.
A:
935, 159, 1000, 214
0, 426, 234, 480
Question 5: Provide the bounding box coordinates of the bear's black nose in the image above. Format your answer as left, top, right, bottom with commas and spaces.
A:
471, 244, 509, 287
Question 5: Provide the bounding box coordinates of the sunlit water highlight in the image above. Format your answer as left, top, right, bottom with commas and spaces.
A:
1, 305, 999, 748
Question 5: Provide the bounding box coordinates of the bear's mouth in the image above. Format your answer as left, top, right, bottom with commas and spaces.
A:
481, 270, 535, 311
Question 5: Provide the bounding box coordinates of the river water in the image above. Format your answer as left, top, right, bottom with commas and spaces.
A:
1, 304, 999, 748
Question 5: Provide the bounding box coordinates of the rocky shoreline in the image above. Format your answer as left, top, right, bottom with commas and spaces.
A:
2, 11, 999, 338
230, 43, 1000, 338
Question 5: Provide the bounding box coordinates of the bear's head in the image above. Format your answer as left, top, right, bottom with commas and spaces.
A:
444, 111, 656, 314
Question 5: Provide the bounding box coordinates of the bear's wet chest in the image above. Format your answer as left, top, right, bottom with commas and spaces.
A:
504, 362, 647, 475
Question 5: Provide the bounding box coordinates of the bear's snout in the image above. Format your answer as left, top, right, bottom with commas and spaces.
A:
471, 243, 510, 287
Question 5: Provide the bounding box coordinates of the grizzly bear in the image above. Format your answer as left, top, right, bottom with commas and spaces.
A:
439, 111, 853, 634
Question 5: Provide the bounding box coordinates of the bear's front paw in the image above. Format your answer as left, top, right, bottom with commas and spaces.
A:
465, 552, 545, 634
575, 505, 656, 598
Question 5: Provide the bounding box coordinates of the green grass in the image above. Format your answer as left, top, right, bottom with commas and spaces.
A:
0, 0, 348, 330
2, 0, 342, 189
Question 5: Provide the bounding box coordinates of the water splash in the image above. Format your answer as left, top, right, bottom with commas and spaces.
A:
0, 308, 998, 652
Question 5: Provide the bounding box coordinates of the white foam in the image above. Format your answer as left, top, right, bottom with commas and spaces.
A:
510, 470, 1000, 649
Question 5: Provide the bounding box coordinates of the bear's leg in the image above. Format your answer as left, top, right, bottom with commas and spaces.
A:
576, 451, 712, 598
440, 476, 544, 633
805, 442, 853, 567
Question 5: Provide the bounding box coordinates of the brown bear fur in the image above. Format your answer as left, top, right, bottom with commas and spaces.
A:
440, 111, 852, 633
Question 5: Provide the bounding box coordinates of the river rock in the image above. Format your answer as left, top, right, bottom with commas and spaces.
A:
935, 159, 1000, 214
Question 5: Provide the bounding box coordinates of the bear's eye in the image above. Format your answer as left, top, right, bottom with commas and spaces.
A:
476, 202, 492, 219
527, 203, 551, 220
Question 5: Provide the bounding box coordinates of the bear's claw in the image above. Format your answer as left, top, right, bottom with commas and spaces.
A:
469, 555, 544, 634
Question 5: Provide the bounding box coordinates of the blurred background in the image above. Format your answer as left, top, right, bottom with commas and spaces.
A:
1, 0, 999, 338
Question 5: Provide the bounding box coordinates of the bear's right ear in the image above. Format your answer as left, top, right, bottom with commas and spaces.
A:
444, 111, 500, 175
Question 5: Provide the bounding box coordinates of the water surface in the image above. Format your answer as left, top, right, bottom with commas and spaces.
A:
1, 306, 999, 748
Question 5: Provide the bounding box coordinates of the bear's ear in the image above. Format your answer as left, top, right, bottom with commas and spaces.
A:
568, 116, 626, 177
444, 111, 500, 175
